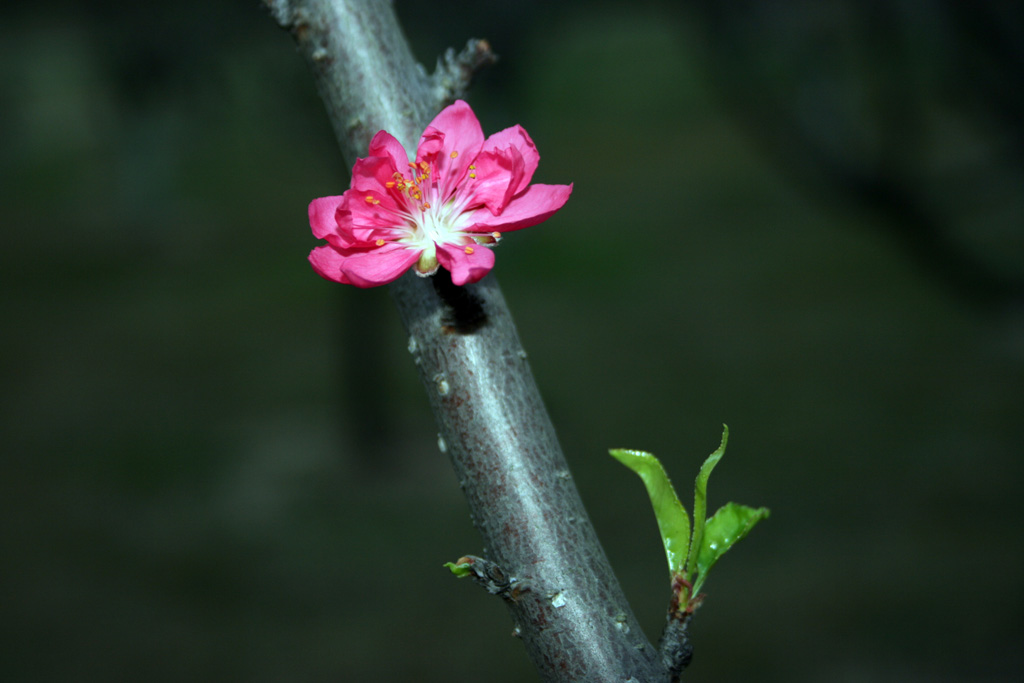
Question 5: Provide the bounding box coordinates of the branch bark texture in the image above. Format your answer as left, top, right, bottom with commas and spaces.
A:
265, 1, 670, 679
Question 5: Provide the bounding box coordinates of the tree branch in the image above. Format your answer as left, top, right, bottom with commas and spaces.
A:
264, 1, 671, 679
392, 271, 666, 680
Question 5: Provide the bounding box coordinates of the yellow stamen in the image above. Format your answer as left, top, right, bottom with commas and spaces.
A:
492, 232, 501, 240
450, 151, 459, 159
364, 196, 379, 205
422, 202, 431, 209
469, 173, 476, 179
464, 246, 474, 254
385, 181, 395, 189
375, 238, 385, 246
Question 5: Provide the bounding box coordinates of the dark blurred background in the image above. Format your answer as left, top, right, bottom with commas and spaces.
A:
2, 1, 1022, 681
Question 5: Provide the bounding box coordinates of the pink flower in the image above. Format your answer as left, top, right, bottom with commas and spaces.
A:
308, 100, 572, 287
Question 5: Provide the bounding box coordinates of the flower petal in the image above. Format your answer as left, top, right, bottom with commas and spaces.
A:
309, 196, 345, 239
480, 125, 539, 195
436, 242, 496, 286
349, 155, 402, 201
367, 130, 411, 172
417, 100, 485, 196
308, 244, 353, 284
338, 243, 421, 288
464, 146, 526, 215
465, 183, 573, 233
325, 189, 404, 248
418, 100, 485, 160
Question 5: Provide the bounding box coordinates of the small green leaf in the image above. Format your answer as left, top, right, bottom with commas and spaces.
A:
609, 448, 691, 574
685, 425, 729, 584
692, 502, 770, 595
612, 426, 768, 614
444, 561, 473, 578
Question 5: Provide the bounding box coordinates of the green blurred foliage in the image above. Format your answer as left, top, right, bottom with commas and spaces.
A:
2, 1, 1022, 681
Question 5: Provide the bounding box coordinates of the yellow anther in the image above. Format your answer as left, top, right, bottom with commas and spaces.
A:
422, 202, 431, 209
385, 181, 395, 189
469, 164, 475, 169
375, 238, 385, 246
419, 161, 429, 172
450, 151, 459, 159
364, 196, 379, 205
464, 246, 475, 254
492, 232, 501, 240
469, 173, 476, 179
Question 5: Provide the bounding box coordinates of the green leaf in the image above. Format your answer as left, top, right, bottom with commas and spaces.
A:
612, 426, 769, 614
692, 502, 770, 595
444, 561, 473, 578
685, 425, 728, 584
609, 448, 691, 574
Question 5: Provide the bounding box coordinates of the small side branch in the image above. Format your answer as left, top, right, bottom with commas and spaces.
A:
432, 39, 499, 105
659, 612, 694, 682
449, 555, 528, 601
